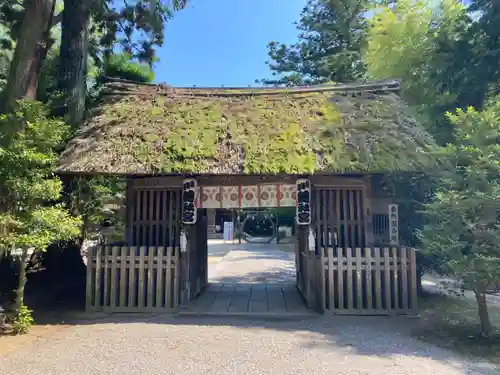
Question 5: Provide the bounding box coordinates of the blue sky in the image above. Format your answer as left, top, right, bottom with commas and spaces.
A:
156, 0, 308, 87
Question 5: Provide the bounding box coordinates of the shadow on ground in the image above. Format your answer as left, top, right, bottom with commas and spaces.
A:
30, 309, 498, 374
208, 267, 296, 284
4, 250, 499, 375
20, 287, 498, 375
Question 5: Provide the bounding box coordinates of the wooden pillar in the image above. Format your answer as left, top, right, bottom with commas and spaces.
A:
180, 225, 196, 306
201, 210, 209, 289
125, 177, 135, 245
297, 225, 316, 308
316, 246, 325, 313
363, 175, 374, 247
194, 209, 208, 296
295, 223, 300, 286
296, 225, 306, 293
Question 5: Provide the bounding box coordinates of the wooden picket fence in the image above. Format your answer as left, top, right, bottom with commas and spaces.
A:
86, 246, 180, 312
320, 247, 418, 315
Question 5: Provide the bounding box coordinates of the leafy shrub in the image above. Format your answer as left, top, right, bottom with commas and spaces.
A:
11, 304, 34, 334
103, 53, 154, 83
0, 101, 82, 334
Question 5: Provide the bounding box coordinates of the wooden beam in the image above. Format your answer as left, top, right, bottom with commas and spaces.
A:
131, 176, 184, 189
197, 174, 298, 186
311, 175, 366, 188
128, 174, 370, 190
363, 175, 374, 247
125, 178, 135, 244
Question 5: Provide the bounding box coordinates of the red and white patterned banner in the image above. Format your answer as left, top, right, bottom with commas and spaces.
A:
198, 184, 296, 209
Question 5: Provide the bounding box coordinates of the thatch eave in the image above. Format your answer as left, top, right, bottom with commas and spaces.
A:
56, 78, 437, 175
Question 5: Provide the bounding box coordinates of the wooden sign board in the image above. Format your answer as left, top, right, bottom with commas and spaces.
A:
388, 204, 399, 245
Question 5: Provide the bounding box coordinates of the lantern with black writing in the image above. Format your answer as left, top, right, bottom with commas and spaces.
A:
182, 178, 198, 225
296, 179, 311, 225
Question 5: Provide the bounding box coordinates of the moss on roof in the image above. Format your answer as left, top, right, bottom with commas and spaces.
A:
56, 78, 436, 175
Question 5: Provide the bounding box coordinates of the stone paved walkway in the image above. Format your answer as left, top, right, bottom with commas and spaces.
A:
180, 283, 312, 316
189, 240, 310, 316
207, 240, 296, 284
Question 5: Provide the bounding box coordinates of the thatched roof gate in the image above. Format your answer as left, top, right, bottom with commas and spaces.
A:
57, 78, 435, 175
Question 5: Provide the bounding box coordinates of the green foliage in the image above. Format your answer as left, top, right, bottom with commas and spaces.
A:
0, 0, 24, 44
65, 176, 126, 241
11, 304, 33, 334
420, 100, 500, 335
93, 0, 188, 65
261, 0, 367, 85
364, 0, 472, 144
0, 100, 81, 333
382, 172, 438, 246
420, 101, 500, 282
0, 52, 9, 92
468, 0, 500, 96
359, 0, 500, 332
103, 53, 154, 82
0, 100, 81, 252
0, 11, 14, 91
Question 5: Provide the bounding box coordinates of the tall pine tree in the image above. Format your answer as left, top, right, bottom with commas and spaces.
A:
261, 0, 368, 86
57, 0, 189, 124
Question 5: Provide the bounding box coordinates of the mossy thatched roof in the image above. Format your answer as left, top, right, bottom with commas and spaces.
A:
56, 78, 436, 175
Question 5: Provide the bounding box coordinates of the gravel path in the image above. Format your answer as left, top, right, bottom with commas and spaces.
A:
1, 314, 498, 375
2, 244, 497, 374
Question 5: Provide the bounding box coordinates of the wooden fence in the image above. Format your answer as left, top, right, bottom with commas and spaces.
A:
320, 247, 417, 315
86, 246, 180, 312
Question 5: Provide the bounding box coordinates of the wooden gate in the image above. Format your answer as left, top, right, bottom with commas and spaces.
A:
309, 187, 418, 315
319, 246, 418, 314
296, 238, 323, 312
85, 245, 180, 312
297, 187, 367, 312
85, 187, 183, 312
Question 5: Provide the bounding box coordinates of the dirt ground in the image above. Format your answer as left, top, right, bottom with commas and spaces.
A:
0, 324, 71, 356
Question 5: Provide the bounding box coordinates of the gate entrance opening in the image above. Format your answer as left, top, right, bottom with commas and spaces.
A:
178, 179, 319, 315
182, 236, 310, 316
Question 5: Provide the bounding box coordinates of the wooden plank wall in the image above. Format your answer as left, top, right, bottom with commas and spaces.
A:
129, 188, 181, 247
312, 188, 365, 249
85, 245, 180, 312
320, 247, 417, 314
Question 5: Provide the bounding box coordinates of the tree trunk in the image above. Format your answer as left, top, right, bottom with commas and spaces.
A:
474, 282, 493, 337
26, 26, 54, 100
14, 249, 28, 311
1, 0, 56, 113
57, 0, 90, 125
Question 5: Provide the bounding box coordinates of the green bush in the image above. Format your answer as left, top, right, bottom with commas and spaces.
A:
104, 53, 154, 83
11, 304, 34, 334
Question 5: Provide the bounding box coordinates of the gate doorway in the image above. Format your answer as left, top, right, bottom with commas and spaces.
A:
179, 207, 315, 316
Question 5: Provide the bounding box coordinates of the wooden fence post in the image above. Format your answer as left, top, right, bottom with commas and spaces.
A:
85, 246, 94, 311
